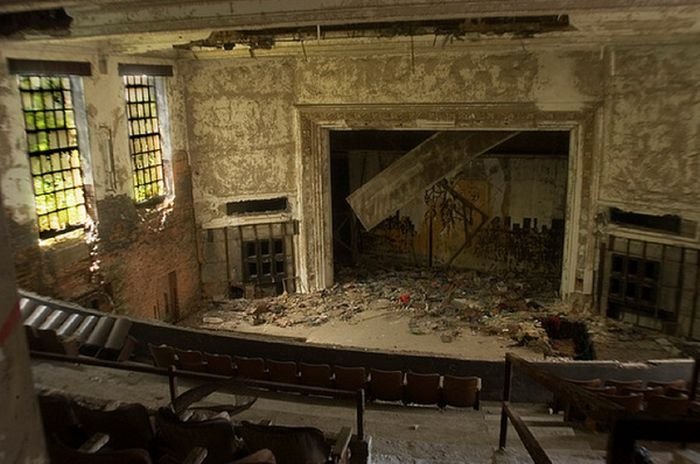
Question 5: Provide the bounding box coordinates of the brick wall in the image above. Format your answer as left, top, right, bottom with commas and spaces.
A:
8, 148, 200, 321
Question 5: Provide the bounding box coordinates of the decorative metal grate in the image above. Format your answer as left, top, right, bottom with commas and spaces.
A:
123, 75, 165, 203
18, 75, 87, 239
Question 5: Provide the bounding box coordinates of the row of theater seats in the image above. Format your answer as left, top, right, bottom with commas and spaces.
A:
150, 344, 481, 408
38, 393, 322, 464
21, 297, 135, 361
564, 377, 699, 416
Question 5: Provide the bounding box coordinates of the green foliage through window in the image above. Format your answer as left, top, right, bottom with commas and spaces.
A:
124, 75, 166, 203
18, 75, 87, 239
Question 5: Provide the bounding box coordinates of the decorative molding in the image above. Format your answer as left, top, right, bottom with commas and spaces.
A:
296, 103, 599, 297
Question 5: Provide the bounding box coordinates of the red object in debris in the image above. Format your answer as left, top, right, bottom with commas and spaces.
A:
399, 294, 411, 305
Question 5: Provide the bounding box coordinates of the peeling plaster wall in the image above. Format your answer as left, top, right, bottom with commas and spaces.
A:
0, 44, 199, 320
183, 41, 699, 308
600, 43, 700, 219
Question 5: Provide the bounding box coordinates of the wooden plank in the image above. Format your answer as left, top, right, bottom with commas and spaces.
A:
346, 131, 518, 230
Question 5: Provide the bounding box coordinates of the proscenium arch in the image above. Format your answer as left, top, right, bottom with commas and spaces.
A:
295, 103, 600, 304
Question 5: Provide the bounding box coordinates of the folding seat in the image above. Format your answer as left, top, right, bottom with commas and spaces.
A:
80, 316, 115, 356
72, 315, 99, 343
405, 372, 441, 405
605, 379, 644, 390
56, 313, 84, 338
441, 375, 481, 409
646, 394, 690, 416
176, 349, 207, 372
101, 318, 136, 361
266, 359, 298, 384
299, 363, 332, 388
234, 356, 268, 381
239, 421, 351, 464
601, 392, 644, 412
149, 343, 178, 368
205, 352, 235, 377
333, 365, 367, 392
369, 368, 404, 402
73, 402, 154, 451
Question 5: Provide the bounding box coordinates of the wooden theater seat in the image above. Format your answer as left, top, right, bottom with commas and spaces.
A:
441, 375, 481, 409
601, 393, 644, 412
405, 372, 441, 405
605, 379, 644, 390
646, 394, 690, 416
149, 344, 178, 368
333, 366, 367, 392
234, 356, 268, 381
177, 349, 207, 372
205, 353, 235, 377
369, 369, 404, 402
267, 359, 299, 384
239, 421, 352, 464
299, 363, 333, 388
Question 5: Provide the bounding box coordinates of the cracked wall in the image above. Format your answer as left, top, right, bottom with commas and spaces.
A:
0, 44, 199, 320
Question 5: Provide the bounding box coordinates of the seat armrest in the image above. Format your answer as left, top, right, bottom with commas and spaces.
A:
330, 427, 352, 463
78, 432, 110, 453
183, 447, 208, 464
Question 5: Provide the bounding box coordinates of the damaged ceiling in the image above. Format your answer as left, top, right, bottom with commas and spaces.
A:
0, 1, 699, 56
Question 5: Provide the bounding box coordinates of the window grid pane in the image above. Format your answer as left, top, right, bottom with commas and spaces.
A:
18, 75, 87, 239
124, 75, 165, 203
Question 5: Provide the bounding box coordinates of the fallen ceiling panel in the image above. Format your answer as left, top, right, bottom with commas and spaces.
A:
346, 131, 518, 231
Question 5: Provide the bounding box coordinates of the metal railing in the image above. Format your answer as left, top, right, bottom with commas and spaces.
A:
30, 350, 366, 440
499, 353, 700, 464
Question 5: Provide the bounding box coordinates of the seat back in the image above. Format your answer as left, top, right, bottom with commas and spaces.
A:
149, 344, 178, 368
156, 407, 237, 464
38, 394, 85, 448
47, 437, 152, 464
442, 375, 481, 408
333, 366, 367, 392
601, 393, 644, 412
565, 378, 602, 388
239, 421, 329, 464
619, 386, 664, 400
205, 353, 235, 376
267, 359, 299, 384
605, 379, 644, 390
369, 369, 404, 402
234, 356, 268, 381
74, 402, 154, 450
646, 394, 690, 416
176, 349, 206, 372
405, 372, 440, 405
299, 363, 332, 388
647, 379, 687, 391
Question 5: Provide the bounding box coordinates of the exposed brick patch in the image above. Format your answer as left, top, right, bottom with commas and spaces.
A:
7, 149, 200, 321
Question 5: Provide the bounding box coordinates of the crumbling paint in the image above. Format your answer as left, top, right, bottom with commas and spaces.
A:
0, 44, 200, 320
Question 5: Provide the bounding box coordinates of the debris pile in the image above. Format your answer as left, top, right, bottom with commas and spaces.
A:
189, 265, 565, 350
184, 264, 687, 360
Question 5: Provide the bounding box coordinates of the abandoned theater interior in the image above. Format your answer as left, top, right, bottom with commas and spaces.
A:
1, 1, 700, 463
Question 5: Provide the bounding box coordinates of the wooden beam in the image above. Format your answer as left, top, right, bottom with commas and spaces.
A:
346, 131, 517, 230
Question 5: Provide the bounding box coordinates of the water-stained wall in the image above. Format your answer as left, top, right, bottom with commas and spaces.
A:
182, 41, 699, 309
0, 44, 199, 320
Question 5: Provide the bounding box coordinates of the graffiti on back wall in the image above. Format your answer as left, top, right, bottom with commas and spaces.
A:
472, 217, 565, 272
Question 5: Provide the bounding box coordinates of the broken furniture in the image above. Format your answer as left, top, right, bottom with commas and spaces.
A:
239, 421, 352, 464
